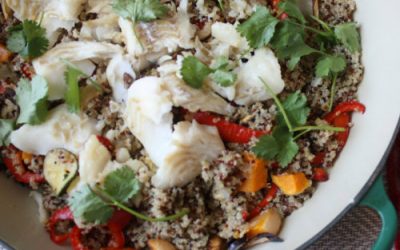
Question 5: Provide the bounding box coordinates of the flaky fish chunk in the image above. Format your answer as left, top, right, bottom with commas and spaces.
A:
119, 0, 195, 58
106, 54, 136, 103
163, 74, 235, 116
124, 77, 174, 169
234, 48, 285, 105
79, 135, 111, 186
2, 0, 43, 20
124, 76, 225, 189
41, 0, 86, 45
10, 105, 98, 155
33, 41, 123, 100
152, 121, 224, 188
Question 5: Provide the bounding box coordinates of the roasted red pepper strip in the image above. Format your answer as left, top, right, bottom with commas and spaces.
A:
2, 146, 44, 184
48, 207, 74, 244
70, 210, 132, 250
107, 223, 125, 248
312, 168, 329, 182
193, 112, 268, 144
311, 152, 326, 166
70, 226, 88, 250
245, 184, 279, 221
324, 101, 366, 123
70, 225, 126, 250
332, 112, 351, 148
108, 210, 133, 229
96, 135, 114, 152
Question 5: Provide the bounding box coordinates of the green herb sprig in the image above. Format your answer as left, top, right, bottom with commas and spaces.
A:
61, 59, 102, 114
15, 76, 49, 125
237, 0, 361, 110
7, 19, 49, 60
181, 56, 237, 89
69, 166, 189, 225
251, 78, 345, 167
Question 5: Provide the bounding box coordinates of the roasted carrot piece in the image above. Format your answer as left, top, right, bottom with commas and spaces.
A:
272, 172, 311, 196
239, 152, 268, 193
247, 207, 282, 239
0, 44, 12, 63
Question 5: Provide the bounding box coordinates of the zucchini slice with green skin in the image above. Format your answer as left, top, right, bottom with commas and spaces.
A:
44, 149, 78, 195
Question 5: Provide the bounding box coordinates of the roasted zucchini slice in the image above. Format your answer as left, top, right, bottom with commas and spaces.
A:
44, 149, 78, 195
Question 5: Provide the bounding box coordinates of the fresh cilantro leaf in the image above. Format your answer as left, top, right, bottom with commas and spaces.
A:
270, 21, 317, 69
237, 6, 279, 49
334, 23, 361, 53
252, 126, 299, 167
315, 55, 346, 78
64, 66, 84, 113
211, 56, 229, 70
16, 76, 49, 125
104, 166, 140, 203
6, 30, 26, 53
210, 56, 237, 87
211, 70, 237, 87
61, 59, 102, 92
68, 185, 114, 225
278, 0, 306, 24
285, 39, 318, 70
181, 56, 212, 89
6, 20, 49, 59
277, 91, 310, 127
270, 21, 305, 49
112, 0, 168, 22
0, 119, 15, 146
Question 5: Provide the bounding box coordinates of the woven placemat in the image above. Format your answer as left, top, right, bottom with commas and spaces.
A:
308, 132, 400, 249
308, 206, 381, 249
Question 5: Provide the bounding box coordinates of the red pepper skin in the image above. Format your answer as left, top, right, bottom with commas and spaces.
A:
48, 207, 74, 244
2, 147, 44, 184
193, 112, 268, 144
70, 226, 88, 250
70, 211, 131, 250
107, 223, 125, 248
311, 152, 326, 167
70, 224, 126, 250
108, 210, 133, 229
242, 211, 249, 221
324, 101, 366, 123
246, 184, 279, 221
332, 112, 351, 148
312, 168, 329, 182
96, 135, 114, 152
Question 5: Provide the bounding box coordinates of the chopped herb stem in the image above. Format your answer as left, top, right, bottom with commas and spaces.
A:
328, 73, 337, 111
217, 0, 224, 11
309, 15, 333, 33
60, 58, 102, 92
259, 77, 293, 132
111, 200, 189, 222
94, 186, 189, 222
132, 21, 144, 50
293, 129, 311, 140
292, 125, 345, 133
285, 20, 331, 37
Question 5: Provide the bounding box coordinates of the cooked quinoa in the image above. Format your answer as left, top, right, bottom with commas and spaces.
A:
0, 0, 363, 249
